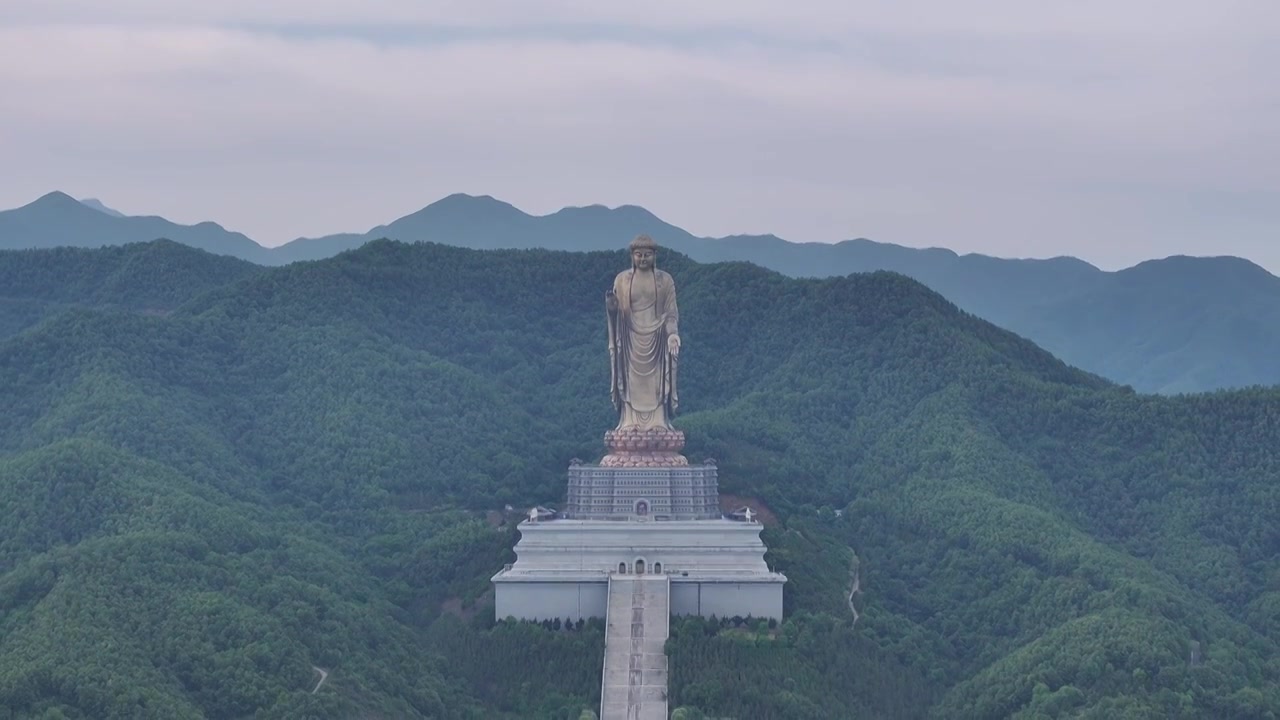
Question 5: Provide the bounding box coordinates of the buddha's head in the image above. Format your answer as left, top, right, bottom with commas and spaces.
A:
629, 234, 657, 271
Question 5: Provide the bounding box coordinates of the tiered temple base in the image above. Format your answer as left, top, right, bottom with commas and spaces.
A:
491, 519, 786, 621
566, 428, 720, 520
492, 424, 786, 623
565, 464, 720, 521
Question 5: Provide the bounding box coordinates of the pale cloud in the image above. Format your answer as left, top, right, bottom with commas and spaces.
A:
1, 0, 1261, 38
0, 1, 1276, 271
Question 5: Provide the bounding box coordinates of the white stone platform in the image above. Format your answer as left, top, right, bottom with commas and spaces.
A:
492, 518, 786, 621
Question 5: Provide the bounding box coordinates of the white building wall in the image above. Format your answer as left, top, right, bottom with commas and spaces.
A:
496, 580, 782, 622
695, 583, 782, 620
669, 582, 700, 617
669, 582, 782, 620
494, 581, 608, 622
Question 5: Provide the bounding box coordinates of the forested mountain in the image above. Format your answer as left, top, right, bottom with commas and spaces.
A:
0, 192, 272, 263
8, 190, 1272, 393
282, 194, 1280, 394
0, 241, 262, 340
0, 240, 1277, 718
1006, 255, 1280, 394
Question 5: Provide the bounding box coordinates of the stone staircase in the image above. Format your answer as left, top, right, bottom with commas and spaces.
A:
600, 574, 670, 720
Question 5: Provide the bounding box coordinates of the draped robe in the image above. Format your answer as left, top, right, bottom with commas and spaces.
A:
608, 267, 679, 430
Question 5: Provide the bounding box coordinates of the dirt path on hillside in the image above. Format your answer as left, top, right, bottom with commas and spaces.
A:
847, 555, 862, 628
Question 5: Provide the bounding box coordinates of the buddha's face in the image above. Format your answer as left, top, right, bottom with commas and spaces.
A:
632, 248, 655, 270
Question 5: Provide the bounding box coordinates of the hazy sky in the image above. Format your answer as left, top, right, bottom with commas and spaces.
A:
1, 1, 1276, 270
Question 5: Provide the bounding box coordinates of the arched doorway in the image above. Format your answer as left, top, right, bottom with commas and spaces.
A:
635, 500, 649, 516
653, 562, 662, 574
618, 562, 627, 574
635, 558, 646, 575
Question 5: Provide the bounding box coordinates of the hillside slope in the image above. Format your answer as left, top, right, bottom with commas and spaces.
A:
1009, 255, 1280, 393
0, 241, 262, 340
281, 195, 1280, 393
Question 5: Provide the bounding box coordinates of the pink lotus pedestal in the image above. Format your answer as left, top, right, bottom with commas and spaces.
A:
600, 427, 688, 467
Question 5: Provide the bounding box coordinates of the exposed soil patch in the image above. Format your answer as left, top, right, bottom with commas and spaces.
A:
441, 588, 493, 621
718, 494, 779, 526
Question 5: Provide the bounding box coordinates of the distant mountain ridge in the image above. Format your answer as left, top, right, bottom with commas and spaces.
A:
3, 190, 1277, 393
0, 191, 272, 263
78, 198, 125, 217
